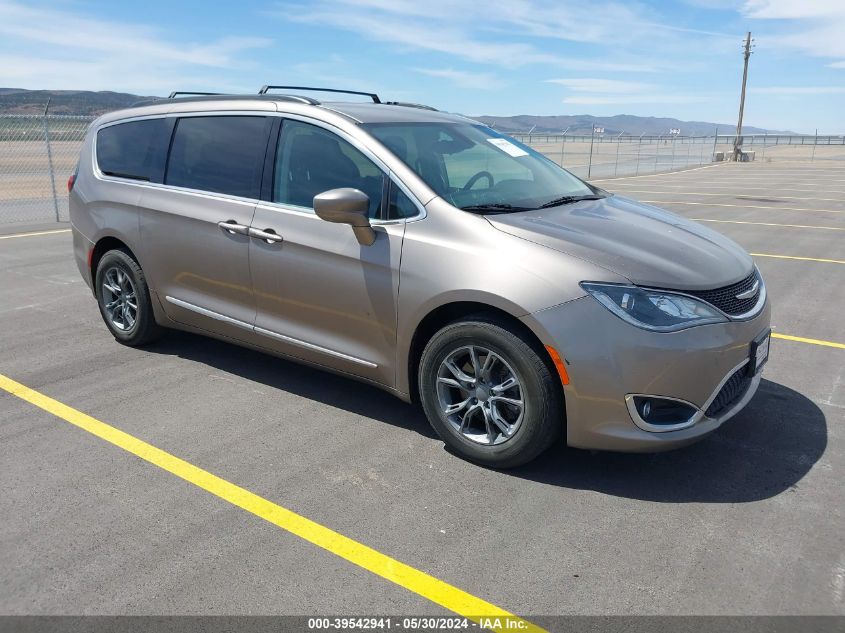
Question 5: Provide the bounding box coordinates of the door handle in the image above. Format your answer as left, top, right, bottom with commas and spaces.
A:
249, 227, 283, 244
218, 220, 249, 235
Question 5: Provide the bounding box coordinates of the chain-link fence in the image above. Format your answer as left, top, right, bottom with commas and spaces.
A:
1, 112, 843, 225
0, 114, 93, 224
512, 132, 845, 180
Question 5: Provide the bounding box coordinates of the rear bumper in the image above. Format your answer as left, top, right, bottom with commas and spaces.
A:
522, 295, 771, 452
72, 225, 94, 291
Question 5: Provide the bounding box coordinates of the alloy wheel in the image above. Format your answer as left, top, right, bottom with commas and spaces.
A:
435, 345, 525, 445
101, 266, 138, 331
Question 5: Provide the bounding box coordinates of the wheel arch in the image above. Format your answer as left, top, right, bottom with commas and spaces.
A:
406, 300, 564, 408
90, 235, 139, 285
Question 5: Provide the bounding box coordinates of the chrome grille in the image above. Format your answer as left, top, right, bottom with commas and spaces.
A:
687, 271, 760, 316
705, 366, 752, 418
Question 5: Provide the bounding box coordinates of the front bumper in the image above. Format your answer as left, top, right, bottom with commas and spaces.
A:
521, 294, 771, 452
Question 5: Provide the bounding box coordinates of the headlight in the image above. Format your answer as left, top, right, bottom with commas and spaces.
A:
580, 282, 727, 332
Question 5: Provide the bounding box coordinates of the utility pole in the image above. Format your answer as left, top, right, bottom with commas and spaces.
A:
43, 98, 60, 222
614, 130, 624, 177
733, 31, 753, 161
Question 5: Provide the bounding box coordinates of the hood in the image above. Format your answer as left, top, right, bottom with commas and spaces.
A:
486, 195, 754, 291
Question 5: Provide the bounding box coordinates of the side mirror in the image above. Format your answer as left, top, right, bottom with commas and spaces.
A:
313, 188, 376, 246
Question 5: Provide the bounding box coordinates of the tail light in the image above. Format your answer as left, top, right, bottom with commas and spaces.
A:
67, 174, 76, 192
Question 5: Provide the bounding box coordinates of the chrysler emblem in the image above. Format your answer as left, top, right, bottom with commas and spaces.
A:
735, 280, 759, 300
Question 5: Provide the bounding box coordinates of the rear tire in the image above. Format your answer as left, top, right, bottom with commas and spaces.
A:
418, 315, 562, 468
94, 249, 162, 347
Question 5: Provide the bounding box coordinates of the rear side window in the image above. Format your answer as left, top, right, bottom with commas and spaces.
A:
165, 116, 269, 198
96, 119, 166, 181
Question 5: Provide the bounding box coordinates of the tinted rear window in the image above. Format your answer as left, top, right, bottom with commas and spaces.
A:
165, 116, 269, 198
96, 118, 166, 181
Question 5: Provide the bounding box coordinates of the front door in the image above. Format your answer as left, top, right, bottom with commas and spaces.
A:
248, 119, 403, 386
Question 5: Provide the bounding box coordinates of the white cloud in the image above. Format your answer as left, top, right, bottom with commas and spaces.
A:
683, 0, 743, 8
546, 78, 656, 93
274, 0, 696, 71
547, 78, 696, 107
303, 0, 708, 43
284, 9, 553, 68
752, 86, 845, 94
415, 68, 504, 90
0, 1, 271, 92
742, 0, 845, 19
563, 94, 704, 105
741, 0, 845, 64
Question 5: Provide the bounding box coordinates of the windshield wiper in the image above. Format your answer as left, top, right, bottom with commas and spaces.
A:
458, 203, 533, 214
536, 194, 604, 209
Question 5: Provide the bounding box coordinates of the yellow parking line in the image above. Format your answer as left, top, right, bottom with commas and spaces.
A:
610, 185, 845, 193
639, 200, 842, 214
0, 229, 71, 240
751, 253, 845, 264
772, 333, 845, 350
0, 373, 542, 633
616, 190, 844, 203
691, 219, 845, 231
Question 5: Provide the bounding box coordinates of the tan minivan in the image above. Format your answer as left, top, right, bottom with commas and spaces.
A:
70, 87, 771, 467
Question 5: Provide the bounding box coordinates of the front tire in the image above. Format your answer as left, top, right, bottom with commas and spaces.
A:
94, 249, 162, 346
418, 315, 562, 468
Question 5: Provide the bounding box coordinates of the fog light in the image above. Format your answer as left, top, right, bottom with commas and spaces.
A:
631, 396, 697, 427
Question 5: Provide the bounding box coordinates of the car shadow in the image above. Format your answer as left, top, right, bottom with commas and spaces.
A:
144, 330, 437, 439
145, 332, 826, 503
508, 378, 827, 503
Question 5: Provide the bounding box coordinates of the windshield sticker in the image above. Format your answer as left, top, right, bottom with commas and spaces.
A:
486, 138, 529, 157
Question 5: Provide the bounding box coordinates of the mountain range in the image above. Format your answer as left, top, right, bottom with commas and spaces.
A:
0, 88, 792, 135
472, 114, 789, 136
0, 89, 155, 115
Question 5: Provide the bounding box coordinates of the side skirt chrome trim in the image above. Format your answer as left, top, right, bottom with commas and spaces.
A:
253, 326, 377, 368
165, 295, 252, 331
164, 296, 377, 369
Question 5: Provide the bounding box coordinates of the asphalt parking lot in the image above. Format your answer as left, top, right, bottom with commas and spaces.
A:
1, 160, 843, 625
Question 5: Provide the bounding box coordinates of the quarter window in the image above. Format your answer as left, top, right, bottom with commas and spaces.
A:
387, 182, 420, 219
165, 116, 269, 198
274, 120, 385, 218
96, 118, 167, 181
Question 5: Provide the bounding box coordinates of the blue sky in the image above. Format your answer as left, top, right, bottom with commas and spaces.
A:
0, 0, 843, 132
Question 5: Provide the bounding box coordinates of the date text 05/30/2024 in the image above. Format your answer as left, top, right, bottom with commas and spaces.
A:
307, 617, 530, 630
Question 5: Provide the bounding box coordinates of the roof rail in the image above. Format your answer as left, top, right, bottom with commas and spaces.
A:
259, 85, 381, 103
383, 101, 438, 112
131, 94, 323, 109
168, 91, 224, 98
267, 94, 321, 105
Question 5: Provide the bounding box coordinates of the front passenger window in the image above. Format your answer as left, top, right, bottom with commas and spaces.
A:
274, 121, 385, 219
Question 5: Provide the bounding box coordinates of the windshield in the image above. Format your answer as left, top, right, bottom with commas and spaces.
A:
364, 122, 600, 212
